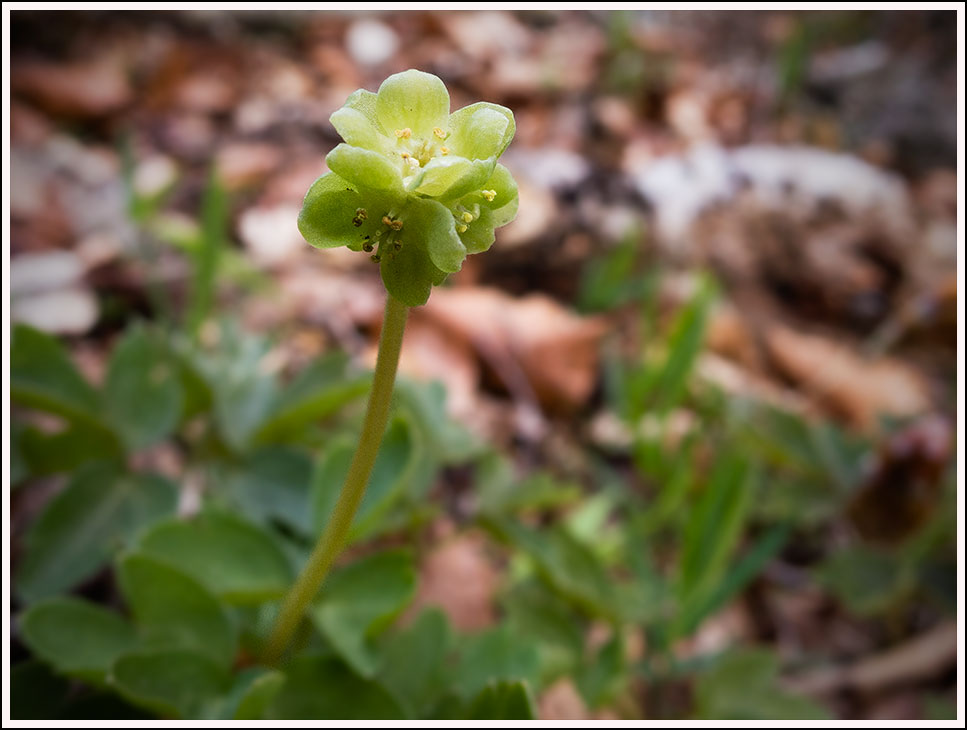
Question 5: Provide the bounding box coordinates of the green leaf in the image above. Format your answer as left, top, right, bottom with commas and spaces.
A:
266, 655, 405, 720
326, 143, 403, 192
17, 421, 122, 478
12, 324, 105, 426
223, 446, 314, 535
312, 417, 418, 543
486, 517, 619, 620
465, 680, 537, 720
575, 632, 625, 709
227, 669, 287, 720
20, 597, 138, 683
676, 524, 788, 637
11, 421, 29, 486
394, 379, 478, 464
103, 326, 183, 450
448, 102, 516, 160
815, 545, 909, 616
376, 69, 450, 139
187, 169, 228, 334
677, 454, 753, 610
378, 609, 452, 719
16, 463, 178, 603
310, 550, 417, 677
112, 649, 232, 719
695, 649, 830, 720
252, 354, 369, 445
137, 512, 292, 604
502, 580, 585, 682
453, 626, 540, 699
118, 553, 236, 668
10, 661, 71, 720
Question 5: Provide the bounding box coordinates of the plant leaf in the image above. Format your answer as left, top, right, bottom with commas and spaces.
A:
16, 463, 178, 603
137, 512, 292, 604
310, 550, 416, 677
118, 553, 236, 668
20, 597, 138, 683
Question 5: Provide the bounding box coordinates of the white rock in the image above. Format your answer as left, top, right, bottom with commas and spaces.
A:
238, 205, 305, 268
12, 288, 99, 335
345, 18, 399, 67
11, 250, 85, 296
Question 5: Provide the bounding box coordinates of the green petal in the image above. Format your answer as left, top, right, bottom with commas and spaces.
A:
401, 198, 466, 273
326, 144, 403, 193
447, 102, 515, 161
330, 107, 388, 153
298, 172, 383, 250
459, 206, 496, 255
376, 70, 450, 139
483, 163, 518, 210
411, 155, 494, 200
380, 241, 446, 308
492, 195, 519, 228
343, 89, 384, 133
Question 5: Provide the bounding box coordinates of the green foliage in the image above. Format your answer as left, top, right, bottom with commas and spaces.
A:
137, 512, 293, 604
20, 598, 138, 683
694, 649, 830, 720
309, 550, 417, 677
16, 463, 178, 603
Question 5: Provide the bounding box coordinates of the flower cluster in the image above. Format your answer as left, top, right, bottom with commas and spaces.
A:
298, 70, 518, 306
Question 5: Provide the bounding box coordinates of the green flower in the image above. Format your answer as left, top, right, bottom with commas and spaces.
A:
298, 69, 518, 306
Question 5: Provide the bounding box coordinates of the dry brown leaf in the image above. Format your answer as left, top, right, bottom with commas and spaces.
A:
538, 679, 591, 721
423, 287, 608, 413
407, 530, 498, 632
764, 325, 931, 428
12, 59, 131, 118
785, 620, 957, 697
216, 142, 283, 191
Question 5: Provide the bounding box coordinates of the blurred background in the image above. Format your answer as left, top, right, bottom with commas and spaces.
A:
8, 9, 960, 721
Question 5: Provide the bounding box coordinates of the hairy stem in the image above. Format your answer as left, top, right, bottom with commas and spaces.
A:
263, 294, 409, 664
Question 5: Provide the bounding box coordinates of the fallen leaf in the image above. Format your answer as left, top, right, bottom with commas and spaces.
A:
764, 325, 931, 428
12, 59, 131, 118
407, 530, 499, 631
423, 288, 608, 413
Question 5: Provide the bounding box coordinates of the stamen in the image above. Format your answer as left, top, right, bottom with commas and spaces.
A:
461, 211, 474, 223
481, 189, 497, 202
456, 224, 468, 233
440, 146, 449, 156
433, 127, 447, 139
395, 128, 412, 139
352, 208, 368, 227
382, 215, 403, 231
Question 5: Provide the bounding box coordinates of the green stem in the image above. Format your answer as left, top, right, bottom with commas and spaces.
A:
263, 293, 409, 665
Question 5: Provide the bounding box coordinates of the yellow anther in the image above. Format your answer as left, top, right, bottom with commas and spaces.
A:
395, 128, 412, 139
382, 215, 403, 231
461, 211, 474, 223
482, 189, 497, 202
400, 151, 410, 159
440, 146, 449, 156
457, 224, 468, 233
433, 127, 447, 139
382, 215, 393, 226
